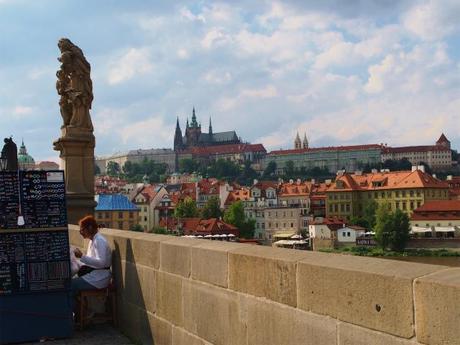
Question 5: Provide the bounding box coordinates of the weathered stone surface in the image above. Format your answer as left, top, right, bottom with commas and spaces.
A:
118, 299, 152, 344
182, 280, 248, 345
172, 326, 212, 345
338, 322, 420, 345
155, 271, 184, 327
140, 265, 156, 314
161, 237, 201, 277
148, 313, 173, 345
229, 245, 309, 307
297, 253, 443, 338
414, 268, 460, 345
128, 233, 171, 268
192, 241, 243, 288
247, 297, 337, 345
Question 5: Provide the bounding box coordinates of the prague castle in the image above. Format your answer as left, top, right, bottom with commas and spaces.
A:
174, 108, 241, 152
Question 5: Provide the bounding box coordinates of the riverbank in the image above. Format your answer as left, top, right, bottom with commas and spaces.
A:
319, 246, 460, 257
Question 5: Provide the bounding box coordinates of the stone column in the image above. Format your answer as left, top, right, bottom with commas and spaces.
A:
54, 127, 96, 225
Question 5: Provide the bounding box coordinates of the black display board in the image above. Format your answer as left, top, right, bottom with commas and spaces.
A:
0, 171, 70, 295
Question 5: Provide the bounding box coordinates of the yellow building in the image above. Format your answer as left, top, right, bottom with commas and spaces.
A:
95, 194, 140, 230
326, 168, 450, 220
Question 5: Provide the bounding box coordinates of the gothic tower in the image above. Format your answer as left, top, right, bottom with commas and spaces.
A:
185, 107, 202, 145
303, 132, 309, 149
174, 117, 183, 151
294, 132, 301, 149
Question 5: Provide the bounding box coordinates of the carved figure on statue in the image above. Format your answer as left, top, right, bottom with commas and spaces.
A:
57, 38, 94, 132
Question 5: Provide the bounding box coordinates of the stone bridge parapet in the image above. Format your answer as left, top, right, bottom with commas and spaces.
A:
68, 225, 460, 345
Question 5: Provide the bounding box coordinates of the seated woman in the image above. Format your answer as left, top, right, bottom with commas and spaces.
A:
71, 215, 112, 309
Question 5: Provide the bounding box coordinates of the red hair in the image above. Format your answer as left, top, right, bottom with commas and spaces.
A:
79, 215, 98, 235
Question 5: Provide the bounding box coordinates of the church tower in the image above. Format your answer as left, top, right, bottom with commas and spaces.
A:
303, 133, 309, 149
294, 132, 301, 149
186, 107, 202, 145
174, 117, 183, 151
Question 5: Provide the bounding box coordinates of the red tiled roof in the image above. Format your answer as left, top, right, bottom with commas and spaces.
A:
225, 188, 251, 205
436, 133, 450, 144
413, 200, 460, 212
278, 181, 310, 196
328, 170, 449, 192
269, 144, 382, 156
382, 145, 449, 154
178, 218, 239, 236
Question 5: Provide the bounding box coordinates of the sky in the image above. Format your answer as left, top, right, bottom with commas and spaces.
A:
1, 0, 460, 162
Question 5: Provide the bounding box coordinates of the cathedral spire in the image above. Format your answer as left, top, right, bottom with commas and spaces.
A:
294, 132, 301, 149
191, 107, 198, 128
303, 132, 309, 149
174, 116, 183, 151
209, 117, 213, 136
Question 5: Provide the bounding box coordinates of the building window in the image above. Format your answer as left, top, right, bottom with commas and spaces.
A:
129, 212, 133, 218
105, 212, 110, 218
347, 232, 351, 237
291, 223, 294, 228
118, 212, 123, 219
144, 216, 147, 221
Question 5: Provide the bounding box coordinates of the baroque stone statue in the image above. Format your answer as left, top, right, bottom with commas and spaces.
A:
1, 137, 18, 171
56, 38, 94, 131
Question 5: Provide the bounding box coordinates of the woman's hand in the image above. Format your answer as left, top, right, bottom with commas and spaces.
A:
74, 248, 83, 258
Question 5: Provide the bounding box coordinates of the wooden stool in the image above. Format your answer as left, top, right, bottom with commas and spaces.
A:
77, 280, 117, 330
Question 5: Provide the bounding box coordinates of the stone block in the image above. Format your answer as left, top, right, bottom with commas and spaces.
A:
129, 234, 171, 269
247, 297, 337, 345
118, 299, 153, 344
229, 245, 309, 307
297, 253, 443, 338
161, 237, 201, 277
182, 280, 248, 345
172, 326, 212, 345
148, 313, 173, 345
414, 268, 460, 345
338, 322, 419, 345
192, 241, 242, 288
155, 271, 184, 327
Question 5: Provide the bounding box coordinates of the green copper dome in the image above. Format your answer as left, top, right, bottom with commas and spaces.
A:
17, 140, 35, 165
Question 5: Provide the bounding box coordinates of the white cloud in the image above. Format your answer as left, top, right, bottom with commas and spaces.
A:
364, 55, 395, 94
216, 85, 278, 111
241, 85, 278, 99
202, 70, 232, 85
403, 0, 460, 40
177, 48, 189, 59
107, 48, 153, 85
179, 7, 205, 23
201, 28, 231, 49
119, 116, 172, 146
12, 105, 34, 118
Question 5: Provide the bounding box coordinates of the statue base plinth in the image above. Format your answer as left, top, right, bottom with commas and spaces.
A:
53, 126, 96, 224
66, 193, 98, 225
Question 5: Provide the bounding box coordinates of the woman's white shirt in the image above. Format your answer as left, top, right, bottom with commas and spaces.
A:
79, 232, 112, 289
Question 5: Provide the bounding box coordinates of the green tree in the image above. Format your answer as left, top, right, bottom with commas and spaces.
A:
179, 158, 200, 173
202, 196, 222, 219
284, 160, 295, 177
363, 200, 378, 229
174, 197, 199, 218
263, 161, 277, 178
130, 224, 144, 232
106, 161, 121, 176
374, 203, 411, 251
223, 201, 255, 239
94, 163, 101, 176
374, 203, 392, 249
388, 209, 411, 251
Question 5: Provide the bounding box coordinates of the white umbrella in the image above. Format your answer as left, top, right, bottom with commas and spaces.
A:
205, 234, 213, 238
219, 234, 228, 238
212, 234, 220, 238
290, 234, 302, 239
227, 234, 236, 237
196, 235, 203, 238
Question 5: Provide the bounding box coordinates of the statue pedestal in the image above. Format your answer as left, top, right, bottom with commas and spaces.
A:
53, 126, 96, 225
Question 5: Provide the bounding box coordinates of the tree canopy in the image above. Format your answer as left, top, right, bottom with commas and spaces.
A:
122, 158, 168, 183
202, 196, 222, 219
374, 203, 410, 251
174, 197, 199, 218
223, 201, 255, 239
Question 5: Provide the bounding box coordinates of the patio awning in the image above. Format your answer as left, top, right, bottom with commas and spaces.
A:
411, 226, 432, 233
273, 231, 296, 239
434, 226, 456, 232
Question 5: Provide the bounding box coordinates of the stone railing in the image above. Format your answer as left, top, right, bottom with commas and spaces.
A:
69, 225, 460, 345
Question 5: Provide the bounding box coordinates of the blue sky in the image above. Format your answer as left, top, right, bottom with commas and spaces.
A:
1, 0, 459, 161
